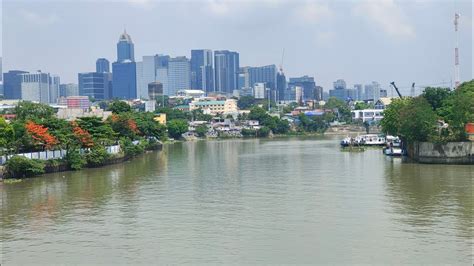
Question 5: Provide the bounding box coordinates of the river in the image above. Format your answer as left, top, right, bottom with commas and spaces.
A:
1, 137, 473, 264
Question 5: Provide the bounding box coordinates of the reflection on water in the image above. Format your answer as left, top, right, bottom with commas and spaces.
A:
1, 137, 472, 264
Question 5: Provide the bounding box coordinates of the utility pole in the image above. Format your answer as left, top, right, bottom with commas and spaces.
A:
454, 13, 460, 88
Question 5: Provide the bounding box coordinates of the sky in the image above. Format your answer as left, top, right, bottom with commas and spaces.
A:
2, 0, 473, 95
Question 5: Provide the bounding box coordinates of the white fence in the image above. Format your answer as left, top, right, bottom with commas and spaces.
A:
0, 145, 121, 165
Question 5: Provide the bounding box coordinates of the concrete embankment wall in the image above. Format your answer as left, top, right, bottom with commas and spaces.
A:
409, 141, 474, 164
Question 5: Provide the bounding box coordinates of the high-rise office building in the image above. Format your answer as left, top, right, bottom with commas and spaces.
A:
333, 79, 347, 90
288, 76, 318, 101
214, 50, 239, 94
79, 72, 112, 100
148, 82, 163, 101
238, 67, 250, 90
276, 71, 287, 102
364, 81, 381, 101
59, 83, 79, 98
117, 30, 134, 62
96, 58, 110, 73
248, 65, 277, 91
191, 49, 214, 93
3, 70, 28, 99
354, 84, 363, 101
20, 71, 60, 103
167, 56, 191, 96
254, 83, 266, 99
112, 30, 137, 99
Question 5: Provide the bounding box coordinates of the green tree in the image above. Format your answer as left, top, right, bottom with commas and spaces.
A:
4, 156, 45, 178
324, 97, 351, 122
0, 117, 15, 155
108, 100, 132, 114
195, 124, 208, 137
438, 80, 474, 140
85, 146, 110, 167
133, 112, 167, 140
14, 101, 54, 121
76, 117, 116, 145
237, 96, 257, 109
422, 87, 451, 111
380, 98, 412, 136
156, 107, 190, 121
354, 102, 373, 110
398, 97, 437, 142
167, 119, 188, 139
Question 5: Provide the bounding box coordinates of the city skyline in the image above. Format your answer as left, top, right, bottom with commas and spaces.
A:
2, 0, 473, 94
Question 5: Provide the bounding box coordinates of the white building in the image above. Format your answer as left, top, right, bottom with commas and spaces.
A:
254, 83, 265, 99
176, 89, 205, 98
189, 99, 238, 115
20, 71, 60, 104
351, 109, 384, 122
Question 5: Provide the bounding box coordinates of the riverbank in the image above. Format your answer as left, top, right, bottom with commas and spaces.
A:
0, 143, 163, 180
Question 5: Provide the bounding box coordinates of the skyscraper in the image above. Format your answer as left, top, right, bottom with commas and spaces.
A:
3, 70, 28, 99
117, 30, 134, 62
248, 65, 277, 90
191, 49, 214, 93
112, 30, 137, 99
276, 71, 287, 102
167, 56, 191, 96
354, 84, 363, 101
20, 71, 60, 103
214, 50, 239, 94
59, 83, 79, 98
288, 76, 318, 101
79, 72, 112, 100
333, 79, 347, 90
96, 58, 110, 73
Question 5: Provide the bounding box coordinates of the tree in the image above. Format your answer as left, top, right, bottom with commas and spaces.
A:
109, 113, 140, 140
380, 98, 412, 136
167, 119, 188, 139
71, 121, 94, 148
4, 156, 45, 178
237, 96, 257, 109
0, 117, 15, 155
398, 97, 437, 142
14, 101, 54, 121
25, 121, 58, 150
108, 100, 131, 114
422, 87, 451, 111
85, 146, 110, 167
156, 107, 190, 121
438, 80, 474, 140
354, 102, 373, 110
133, 112, 167, 140
76, 117, 116, 145
324, 97, 351, 122
195, 124, 208, 137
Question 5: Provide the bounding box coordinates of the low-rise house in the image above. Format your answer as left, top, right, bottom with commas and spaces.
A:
56, 106, 112, 121
176, 89, 205, 98
375, 97, 393, 110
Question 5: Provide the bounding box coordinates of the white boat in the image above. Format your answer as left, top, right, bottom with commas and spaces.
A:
384, 147, 403, 156
356, 134, 386, 146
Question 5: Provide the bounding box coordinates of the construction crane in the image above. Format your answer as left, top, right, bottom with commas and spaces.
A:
279, 48, 285, 73
390, 82, 403, 99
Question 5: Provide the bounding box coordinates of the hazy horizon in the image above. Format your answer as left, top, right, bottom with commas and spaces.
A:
2, 0, 473, 95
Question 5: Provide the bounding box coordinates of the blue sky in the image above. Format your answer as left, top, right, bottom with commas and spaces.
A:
2, 0, 472, 94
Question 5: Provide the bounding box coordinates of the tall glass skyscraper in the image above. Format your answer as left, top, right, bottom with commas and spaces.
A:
214, 50, 239, 94
112, 30, 137, 99
79, 72, 112, 100
191, 49, 214, 93
20, 71, 60, 104
96, 58, 110, 73
117, 30, 135, 62
3, 70, 28, 99
167, 56, 191, 96
248, 65, 277, 90
288, 76, 318, 101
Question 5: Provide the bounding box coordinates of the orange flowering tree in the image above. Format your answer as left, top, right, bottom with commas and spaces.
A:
25, 121, 58, 150
71, 121, 94, 148
109, 113, 140, 139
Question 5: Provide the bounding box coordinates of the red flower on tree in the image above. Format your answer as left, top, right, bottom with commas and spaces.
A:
25, 121, 58, 150
71, 121, 94, 148
127, 119, 139, 134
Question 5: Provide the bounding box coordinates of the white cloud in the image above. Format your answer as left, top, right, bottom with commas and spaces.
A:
353, 0, 415, 39
126, 0, 154, 8
19, 9, 59, 26
293, 1, 333, 24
